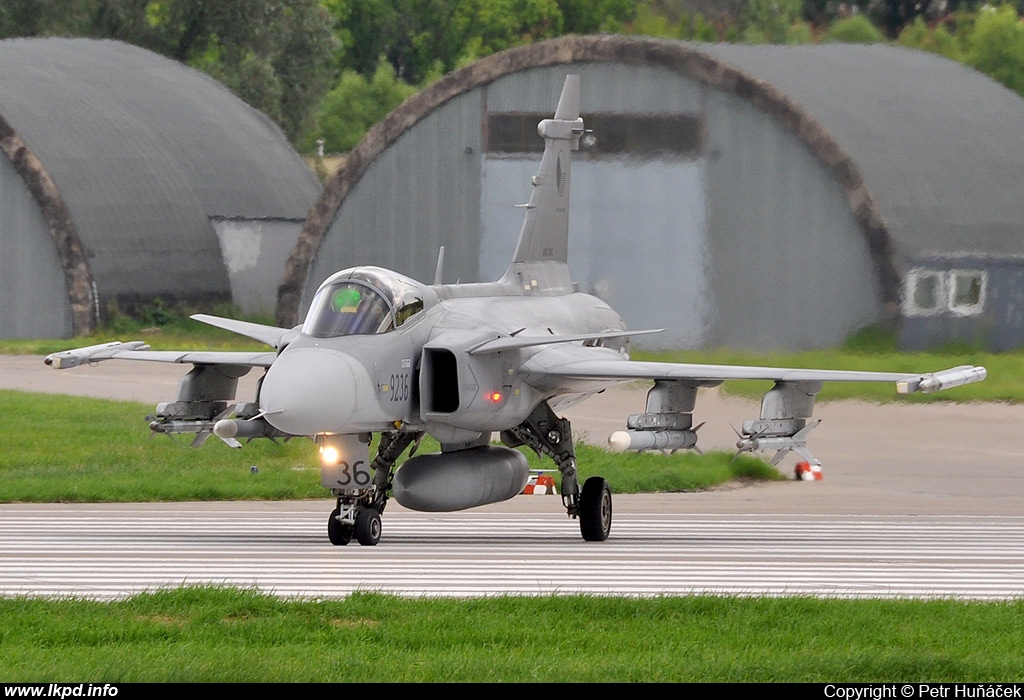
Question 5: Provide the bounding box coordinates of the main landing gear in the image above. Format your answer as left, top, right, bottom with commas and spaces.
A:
325, 405, 613, 545
579, 476, 612, 542
503, 401, 612, 541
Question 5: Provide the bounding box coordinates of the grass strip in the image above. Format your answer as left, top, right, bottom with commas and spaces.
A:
1, 587, 1021, 682
0, 390, 781, 502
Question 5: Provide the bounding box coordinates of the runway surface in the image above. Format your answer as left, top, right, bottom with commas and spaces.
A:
3, 355, 1023, 600
2, 502, 1022, 600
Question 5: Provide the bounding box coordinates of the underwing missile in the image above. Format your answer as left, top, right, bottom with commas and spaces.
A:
213, 418, 270, 440
607, 429, 698, 452
735, 435, 806, 454
149, 419, 215, 435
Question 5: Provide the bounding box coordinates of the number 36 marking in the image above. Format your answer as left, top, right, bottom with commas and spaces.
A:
333, 460, 370, 489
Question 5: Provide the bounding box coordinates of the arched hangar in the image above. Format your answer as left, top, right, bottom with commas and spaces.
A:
0, 38, 321, 339
282, 35, 1024, 351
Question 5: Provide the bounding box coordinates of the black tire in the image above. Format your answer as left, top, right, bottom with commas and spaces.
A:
355, 508, 382, 546
328, 507, 352, 546
579, 476, 612, 542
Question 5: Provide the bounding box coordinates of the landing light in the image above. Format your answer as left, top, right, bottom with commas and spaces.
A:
319, 445, 342, 466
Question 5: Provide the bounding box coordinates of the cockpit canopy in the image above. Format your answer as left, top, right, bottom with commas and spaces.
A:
302, 267, 428, 338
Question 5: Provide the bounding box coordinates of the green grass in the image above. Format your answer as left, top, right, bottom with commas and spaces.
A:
0, 390, 781, 502
1, 587, 1022, 682
0, 391, 323, 502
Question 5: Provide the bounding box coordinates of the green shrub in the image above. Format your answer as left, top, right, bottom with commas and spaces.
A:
822, 15, 885, 44
898, 16, 964, 60
302, 59, 418, 154
967, 3, 1024, 96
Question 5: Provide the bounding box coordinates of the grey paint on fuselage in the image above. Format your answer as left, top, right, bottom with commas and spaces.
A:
261, 283, 627, 440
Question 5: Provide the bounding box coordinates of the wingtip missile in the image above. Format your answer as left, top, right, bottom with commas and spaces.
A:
897, 365, 987, 394
44, 341, 150, 369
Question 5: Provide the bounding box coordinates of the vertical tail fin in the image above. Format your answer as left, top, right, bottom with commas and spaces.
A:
501, 75, 584, 292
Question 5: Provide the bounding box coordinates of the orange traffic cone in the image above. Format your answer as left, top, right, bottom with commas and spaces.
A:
794, 461, 823, 481
522, 474, 556, 494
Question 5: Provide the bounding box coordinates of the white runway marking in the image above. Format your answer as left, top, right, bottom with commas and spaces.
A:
1, 506, 1022, 601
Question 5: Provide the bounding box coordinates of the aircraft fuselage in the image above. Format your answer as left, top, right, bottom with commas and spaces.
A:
257, 287, 628, 443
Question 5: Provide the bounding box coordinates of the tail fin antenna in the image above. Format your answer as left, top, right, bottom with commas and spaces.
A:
434, 245, 445, 285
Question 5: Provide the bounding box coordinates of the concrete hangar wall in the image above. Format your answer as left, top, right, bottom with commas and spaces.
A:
282, 35, 1024, 352
0, 38, 321, 339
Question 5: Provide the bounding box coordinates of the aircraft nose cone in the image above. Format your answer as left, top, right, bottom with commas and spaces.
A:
258, 347, 363, 435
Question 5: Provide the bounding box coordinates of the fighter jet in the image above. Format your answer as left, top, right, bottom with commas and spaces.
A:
45, 75, 987, 546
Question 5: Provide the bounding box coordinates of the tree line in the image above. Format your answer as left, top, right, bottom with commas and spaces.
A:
2, 1, 1023, 160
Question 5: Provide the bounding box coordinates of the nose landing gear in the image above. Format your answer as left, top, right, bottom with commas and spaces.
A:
328, 500, 383, 546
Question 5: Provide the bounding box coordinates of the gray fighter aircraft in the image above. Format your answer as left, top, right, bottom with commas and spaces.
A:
45, 75, 987, 546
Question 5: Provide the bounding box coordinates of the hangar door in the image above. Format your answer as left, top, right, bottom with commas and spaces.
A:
478, 112, 710, 350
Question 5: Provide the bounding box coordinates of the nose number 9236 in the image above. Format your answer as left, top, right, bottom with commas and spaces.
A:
389, 372, 410, 402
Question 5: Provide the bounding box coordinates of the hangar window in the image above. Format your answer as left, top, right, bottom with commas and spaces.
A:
902, 269, 986, 317
904, 270, 944, 316
487, 113, 703, 157
950, 270, 986, 316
